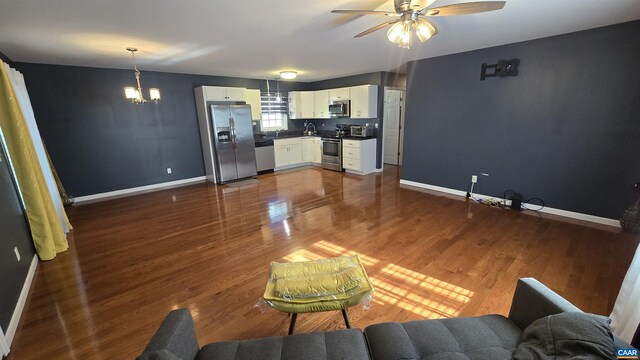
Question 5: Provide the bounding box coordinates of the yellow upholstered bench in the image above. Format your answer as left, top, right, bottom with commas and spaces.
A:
263, 255, 374, 334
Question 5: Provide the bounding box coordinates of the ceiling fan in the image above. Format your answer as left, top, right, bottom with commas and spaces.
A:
331, 0, 506, 48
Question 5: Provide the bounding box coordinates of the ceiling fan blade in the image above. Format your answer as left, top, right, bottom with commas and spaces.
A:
331, 9, 398, 16
424, 1, 506, 16
354, 20, 400, 38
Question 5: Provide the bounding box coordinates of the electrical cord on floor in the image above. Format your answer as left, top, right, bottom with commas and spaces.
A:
521, 197, 545, 218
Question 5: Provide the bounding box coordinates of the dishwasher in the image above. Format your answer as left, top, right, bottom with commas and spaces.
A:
254, 139, 275, 174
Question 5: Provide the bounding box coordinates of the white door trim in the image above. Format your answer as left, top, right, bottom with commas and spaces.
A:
0, 327, 9, 357
382, 87, 405, 166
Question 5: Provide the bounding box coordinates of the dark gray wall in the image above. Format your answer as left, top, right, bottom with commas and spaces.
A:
15, 63, 308, 197
16, 64, 402, 197
0, 138, 34, 331
402, 20, 640, 219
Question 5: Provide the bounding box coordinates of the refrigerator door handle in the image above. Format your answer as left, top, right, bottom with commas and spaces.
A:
229, 117, 237, 149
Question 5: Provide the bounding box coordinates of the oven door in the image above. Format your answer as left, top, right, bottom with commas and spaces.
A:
322, 140, 340, 157
321, 139, 342, 171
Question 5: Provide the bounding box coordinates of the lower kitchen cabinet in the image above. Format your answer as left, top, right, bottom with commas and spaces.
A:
342, 138, 376, 175
312, 138, 322, 164
301, 137, 322, 164
274, 138, 303, 169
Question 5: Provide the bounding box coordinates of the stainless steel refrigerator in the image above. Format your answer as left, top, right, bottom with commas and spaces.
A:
209, 104, 257, 183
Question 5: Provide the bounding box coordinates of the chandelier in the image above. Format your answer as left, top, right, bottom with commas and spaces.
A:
123, 47, 160, 104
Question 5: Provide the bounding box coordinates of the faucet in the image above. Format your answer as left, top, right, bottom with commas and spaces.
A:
275, 129, 281, 137
304, 122, 316, 135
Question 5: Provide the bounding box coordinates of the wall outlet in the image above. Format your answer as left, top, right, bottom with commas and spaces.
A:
471, 175, 478, 183
166, 167, 172, 174
14, 247, 20, 261
374, 123, 379, 129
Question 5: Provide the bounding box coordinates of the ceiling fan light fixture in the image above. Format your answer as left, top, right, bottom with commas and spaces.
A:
386, 21, 405, 43
279, 71, 297, 80
398, 23, 413, 48
415, 18, 436, 42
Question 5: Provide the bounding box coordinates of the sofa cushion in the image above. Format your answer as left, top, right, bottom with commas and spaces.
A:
196, 328, 370, 360
364, 315, 522, 360
512, 312, 616, 359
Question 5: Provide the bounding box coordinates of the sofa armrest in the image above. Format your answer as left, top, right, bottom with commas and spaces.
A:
508, 278, 581, 330
138, 309, 200, 360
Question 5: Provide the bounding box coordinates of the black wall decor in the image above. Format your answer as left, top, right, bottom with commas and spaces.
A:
480, 59, 519, 80
402, 20, 640, 219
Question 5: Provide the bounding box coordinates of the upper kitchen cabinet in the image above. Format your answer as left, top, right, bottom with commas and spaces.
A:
300, 92, 315, 119
288, 91, 301, 119
203, 86, 246, 101
329, 87, 350, 101
288, 91, 314, 119
245, 89, 262, 120
350, 85, 378, 118
314, 90, 330, 119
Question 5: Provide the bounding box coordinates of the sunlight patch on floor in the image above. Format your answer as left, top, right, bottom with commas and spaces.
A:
280, 241, 474, 319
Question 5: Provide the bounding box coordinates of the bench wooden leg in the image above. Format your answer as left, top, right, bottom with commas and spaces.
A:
288, 313, 298, 335
341, 309, 351, 329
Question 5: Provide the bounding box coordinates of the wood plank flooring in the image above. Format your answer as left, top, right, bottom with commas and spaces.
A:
7, 166, 639, 359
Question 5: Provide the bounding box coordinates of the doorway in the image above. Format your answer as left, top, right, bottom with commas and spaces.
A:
382, 89, 405, 166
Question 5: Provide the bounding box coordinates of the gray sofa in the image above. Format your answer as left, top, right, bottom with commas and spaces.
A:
138, 278, 629, 359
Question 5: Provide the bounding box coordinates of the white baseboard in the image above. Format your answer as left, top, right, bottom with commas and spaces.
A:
399, 179, 621, 228
5, 254, 38, 348
74, 176, 207, 204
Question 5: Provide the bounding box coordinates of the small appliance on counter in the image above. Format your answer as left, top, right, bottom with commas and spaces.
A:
350, 125, 373, 138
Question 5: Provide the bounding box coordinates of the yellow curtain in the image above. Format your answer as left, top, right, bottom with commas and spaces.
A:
0, 64, 69, 260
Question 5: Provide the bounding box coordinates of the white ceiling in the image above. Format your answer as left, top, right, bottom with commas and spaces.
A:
1, 0, 639, 82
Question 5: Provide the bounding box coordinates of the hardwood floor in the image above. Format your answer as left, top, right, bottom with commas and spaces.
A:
8, 166, 639, 359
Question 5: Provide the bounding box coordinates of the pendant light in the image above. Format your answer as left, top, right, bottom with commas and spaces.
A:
275, 77, 282, 102
123, 47, 161, 104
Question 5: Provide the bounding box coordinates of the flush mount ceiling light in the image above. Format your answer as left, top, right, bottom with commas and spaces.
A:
123, 47, 160, 104
279, 71, 297, 80
332, 0, 506, 49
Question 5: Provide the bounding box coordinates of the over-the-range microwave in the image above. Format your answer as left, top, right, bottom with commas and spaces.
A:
328, 100, 350, 118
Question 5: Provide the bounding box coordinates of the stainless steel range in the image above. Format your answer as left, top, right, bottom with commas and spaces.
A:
321, 137, 342, 171
321, 124, 351, 172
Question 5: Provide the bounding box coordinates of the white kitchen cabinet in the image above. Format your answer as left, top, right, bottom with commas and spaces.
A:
203, 86, 246, 101
301, 137, 314, 162
314, 90, 330, 119
350, 85, 378, 119
300, 92, 315, 119
288, 91, 301, 119
245, 89, 262, 120
274, 138, 303, 169
312, 138, 322, 164
329, 87, 350, 101
301, 137, 322, 164
342, 138, 377, 175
